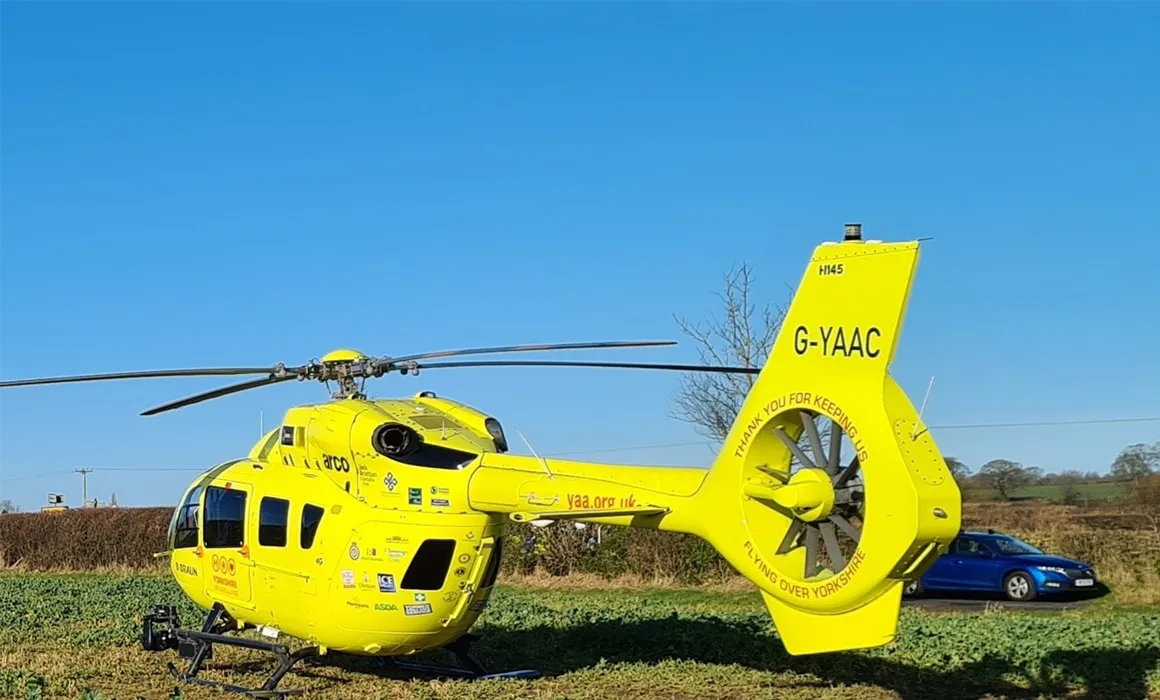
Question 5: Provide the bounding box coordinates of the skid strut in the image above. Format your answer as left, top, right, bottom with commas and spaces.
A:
142, 602, 317, 698
382, 633, 540, 680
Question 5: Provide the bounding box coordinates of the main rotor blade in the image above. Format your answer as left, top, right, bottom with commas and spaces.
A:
0, 367, 281, 389
411, 359, 761, 374
387, 339, 678, 364
140, 375, 298, 416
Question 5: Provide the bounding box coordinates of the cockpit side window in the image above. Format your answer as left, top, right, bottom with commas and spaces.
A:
171, 485, 203, 549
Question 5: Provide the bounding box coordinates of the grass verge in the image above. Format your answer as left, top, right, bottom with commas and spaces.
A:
1, 572, 1157, 699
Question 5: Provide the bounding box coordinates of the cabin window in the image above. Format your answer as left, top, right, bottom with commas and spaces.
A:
259, 497, 289, 547
171, 485, 203, 549
203, 486, 247, 548
401, 539, 456, 590
300, 503, 324, 549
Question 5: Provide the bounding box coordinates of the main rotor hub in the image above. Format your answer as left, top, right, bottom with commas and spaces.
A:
320, 349, 369, 365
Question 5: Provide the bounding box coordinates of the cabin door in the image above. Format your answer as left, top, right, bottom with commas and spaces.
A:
201, 481, 256, 609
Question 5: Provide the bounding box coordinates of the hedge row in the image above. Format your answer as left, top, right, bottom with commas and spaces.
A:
0, 507, 733, 582
0, 507, 172, 570
2, 503, 1157, 589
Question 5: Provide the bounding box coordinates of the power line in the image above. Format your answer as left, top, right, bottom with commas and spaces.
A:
0, 416, 1155, 482
926, 416, 1160, 430
0, 467, 205, 484
549, 440, 708, 457
89, 468, 207, 472
546, 416, 1160, 457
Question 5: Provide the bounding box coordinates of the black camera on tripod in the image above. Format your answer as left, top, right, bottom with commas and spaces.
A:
141, 604, 180, 652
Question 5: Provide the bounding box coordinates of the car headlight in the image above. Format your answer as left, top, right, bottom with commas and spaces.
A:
1036, 566, 1067, 574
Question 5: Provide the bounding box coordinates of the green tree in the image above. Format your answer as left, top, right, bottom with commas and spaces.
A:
1111, 441, 1160, 483
978, 459, 1033, 500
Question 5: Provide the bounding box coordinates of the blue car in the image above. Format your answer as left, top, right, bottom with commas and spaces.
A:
903, 529, 1099, 601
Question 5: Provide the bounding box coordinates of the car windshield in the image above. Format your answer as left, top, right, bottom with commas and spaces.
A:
989, 536, 1043, 555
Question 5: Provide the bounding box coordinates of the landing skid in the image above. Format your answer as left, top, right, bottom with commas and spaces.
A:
381, 633, 540, 681
142, 603, 537, 696
142, 602, 317, 698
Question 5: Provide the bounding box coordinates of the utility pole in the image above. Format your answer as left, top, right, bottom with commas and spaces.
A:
74, 469, 93, 506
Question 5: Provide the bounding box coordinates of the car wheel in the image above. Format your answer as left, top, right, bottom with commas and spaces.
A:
1003, 571, 1037, 602
903, 580, 923, 597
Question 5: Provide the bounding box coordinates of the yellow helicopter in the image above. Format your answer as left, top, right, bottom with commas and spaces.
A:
0, 224, 961, 697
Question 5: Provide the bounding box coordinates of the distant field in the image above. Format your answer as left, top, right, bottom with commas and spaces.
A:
1, 572, 1158, 699
963, 481, 1131, 502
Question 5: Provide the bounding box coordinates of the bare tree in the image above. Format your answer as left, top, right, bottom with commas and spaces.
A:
0, 498, 20, 514
670, 263, 790, 442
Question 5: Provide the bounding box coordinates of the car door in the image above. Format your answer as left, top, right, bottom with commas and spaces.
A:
920, 537, 964, 590
934, 536, 991, 591
974, 539, 1014, 591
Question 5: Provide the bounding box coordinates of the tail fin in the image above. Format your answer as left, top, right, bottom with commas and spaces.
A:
694, 229, 961, 654
464, 228, 961, 656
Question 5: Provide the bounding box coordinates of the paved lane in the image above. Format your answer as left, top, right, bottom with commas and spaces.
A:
904, 596, 1098, 612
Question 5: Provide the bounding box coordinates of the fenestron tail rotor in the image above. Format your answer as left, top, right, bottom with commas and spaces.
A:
768, 409, 865, 580
0, 338, 764, 416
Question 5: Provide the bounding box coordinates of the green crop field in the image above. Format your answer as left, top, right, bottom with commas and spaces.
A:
1, 573, 1158, 699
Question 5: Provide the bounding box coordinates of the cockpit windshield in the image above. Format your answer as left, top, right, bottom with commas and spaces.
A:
169, 484, 203, 549
989, 535, 1042, 555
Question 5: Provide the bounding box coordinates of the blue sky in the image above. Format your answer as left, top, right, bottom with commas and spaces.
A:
1, 2, 1157, 509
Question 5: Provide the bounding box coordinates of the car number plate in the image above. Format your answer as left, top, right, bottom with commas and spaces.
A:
1075, 578, 1093, 587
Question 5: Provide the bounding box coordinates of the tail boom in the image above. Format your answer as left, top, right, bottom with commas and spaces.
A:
466, 233, 961, 657
466, 453, 707, 533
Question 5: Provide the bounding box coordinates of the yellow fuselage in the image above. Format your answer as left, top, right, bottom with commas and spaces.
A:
167, 395, 510, 656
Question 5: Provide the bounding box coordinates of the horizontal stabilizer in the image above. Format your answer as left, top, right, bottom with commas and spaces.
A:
762, 582, 904, 655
